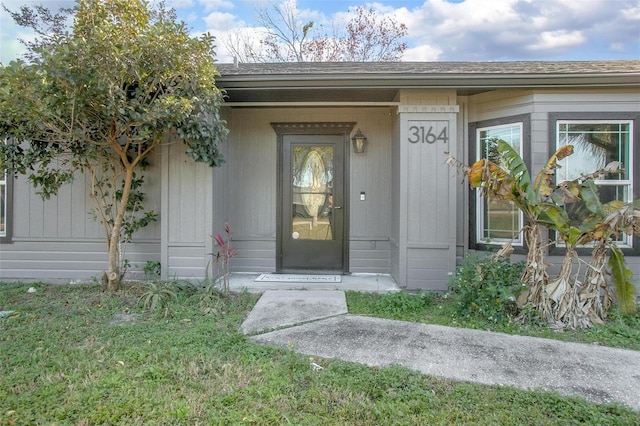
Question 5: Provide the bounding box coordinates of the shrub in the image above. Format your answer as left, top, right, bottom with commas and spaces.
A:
449, 254, 525, 323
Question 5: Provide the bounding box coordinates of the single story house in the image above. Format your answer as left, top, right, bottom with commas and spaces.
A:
1, 60, 639, 291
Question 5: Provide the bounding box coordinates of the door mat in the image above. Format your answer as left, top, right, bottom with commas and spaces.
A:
255, 274, 342, 283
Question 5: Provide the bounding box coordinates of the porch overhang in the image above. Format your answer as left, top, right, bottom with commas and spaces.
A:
215, 60, 640, 105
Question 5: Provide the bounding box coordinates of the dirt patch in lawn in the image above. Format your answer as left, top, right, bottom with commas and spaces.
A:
109, 313, 143, 326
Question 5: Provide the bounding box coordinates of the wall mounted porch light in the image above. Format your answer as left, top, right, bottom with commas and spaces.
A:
351, 129, 367, 153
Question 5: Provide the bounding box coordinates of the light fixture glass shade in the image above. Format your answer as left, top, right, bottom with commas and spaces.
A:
351, 129, 367, 153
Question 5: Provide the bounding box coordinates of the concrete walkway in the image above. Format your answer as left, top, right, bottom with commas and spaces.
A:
241, 287, 640, 412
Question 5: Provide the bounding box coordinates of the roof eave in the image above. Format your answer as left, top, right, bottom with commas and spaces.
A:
217, 73, 640, 91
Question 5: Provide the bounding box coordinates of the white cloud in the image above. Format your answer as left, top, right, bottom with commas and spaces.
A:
622, 4, 640, 20
403, 44, 442, 61
529, 30, 586, 52
213, 26, 270, 63
203, 11, 242, 30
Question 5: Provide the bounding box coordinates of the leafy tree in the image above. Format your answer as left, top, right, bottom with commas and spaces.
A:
0, 0, 227, 291
223, 1, 407, 63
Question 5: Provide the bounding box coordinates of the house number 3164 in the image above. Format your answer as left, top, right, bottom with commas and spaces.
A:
407, 125, 448, 144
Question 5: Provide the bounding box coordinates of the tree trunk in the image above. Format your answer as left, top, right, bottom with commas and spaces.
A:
105, 165, 135, 292
518, 226, 597, 328
519, 224, 550, 317
548, 248, 594, 329
581, 244, 611, 325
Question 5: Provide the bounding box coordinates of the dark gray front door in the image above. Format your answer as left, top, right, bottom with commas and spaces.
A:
279, 134, 346, 272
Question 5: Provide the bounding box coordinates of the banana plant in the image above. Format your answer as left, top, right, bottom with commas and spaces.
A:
536, 168, 638, 324
466, 139, 573, 321
456, 138, 638, 328
583, 198, 639, 318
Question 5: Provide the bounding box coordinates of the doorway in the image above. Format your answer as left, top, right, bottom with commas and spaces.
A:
273, 123, 354, 273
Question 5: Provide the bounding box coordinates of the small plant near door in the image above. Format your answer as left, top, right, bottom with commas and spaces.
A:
210, 222, 237, 294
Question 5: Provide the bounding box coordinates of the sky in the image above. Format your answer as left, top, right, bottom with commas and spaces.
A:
1, 0, 639, 64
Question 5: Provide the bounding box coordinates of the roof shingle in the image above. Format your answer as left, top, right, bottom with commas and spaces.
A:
217, 60, 640, 76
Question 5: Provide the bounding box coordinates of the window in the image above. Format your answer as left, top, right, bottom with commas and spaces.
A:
476, 123, 524, 245
469, 114, 530, 248
556, 119, 634, 247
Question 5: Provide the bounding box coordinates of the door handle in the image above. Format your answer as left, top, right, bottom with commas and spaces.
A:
333, 206, 342, 209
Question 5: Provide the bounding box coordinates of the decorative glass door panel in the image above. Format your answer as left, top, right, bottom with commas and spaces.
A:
291, 146, 334, 241
280, 134, 345, 272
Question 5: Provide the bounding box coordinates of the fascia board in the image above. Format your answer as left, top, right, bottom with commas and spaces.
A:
217, 73, 640, 90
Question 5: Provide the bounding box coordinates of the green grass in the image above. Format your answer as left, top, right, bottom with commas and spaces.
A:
1, 282, 638, 425
346, 291, 640, 351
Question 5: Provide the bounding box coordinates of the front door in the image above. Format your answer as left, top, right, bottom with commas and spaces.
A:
275, 124, 352, 273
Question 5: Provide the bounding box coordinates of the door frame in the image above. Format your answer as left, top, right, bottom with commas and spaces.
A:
272, 122, 355, 273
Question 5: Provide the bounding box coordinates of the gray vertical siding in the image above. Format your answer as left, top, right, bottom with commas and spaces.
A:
0, 153, 161, 282
347, 109, 393, 273
394, 89, 459, 291
454, 98, 470, 267
210, 107, 395, 276
162, 141, 213, 281
390, 112, 402, 282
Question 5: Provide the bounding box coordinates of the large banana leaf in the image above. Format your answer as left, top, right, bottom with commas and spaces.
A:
608, 247, 637, 314
538, 203, 592, 246
549, 181, 581, 206
580, 180, 603, 215
495, 140, 535, 203
533, 145, 574, 200
537, 204, 570, 233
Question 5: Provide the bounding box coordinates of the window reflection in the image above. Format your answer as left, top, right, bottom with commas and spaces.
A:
291, 146, 334, 240
556, 121, 633, 246
477, 124, 523, 244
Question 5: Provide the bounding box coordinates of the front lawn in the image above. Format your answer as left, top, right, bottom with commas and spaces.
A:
1, 283, 637, 425
346, 290, 640, 351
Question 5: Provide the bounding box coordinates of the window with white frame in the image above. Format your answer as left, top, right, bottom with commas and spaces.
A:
475, 122, 524, 246
555, 120, 634, 246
